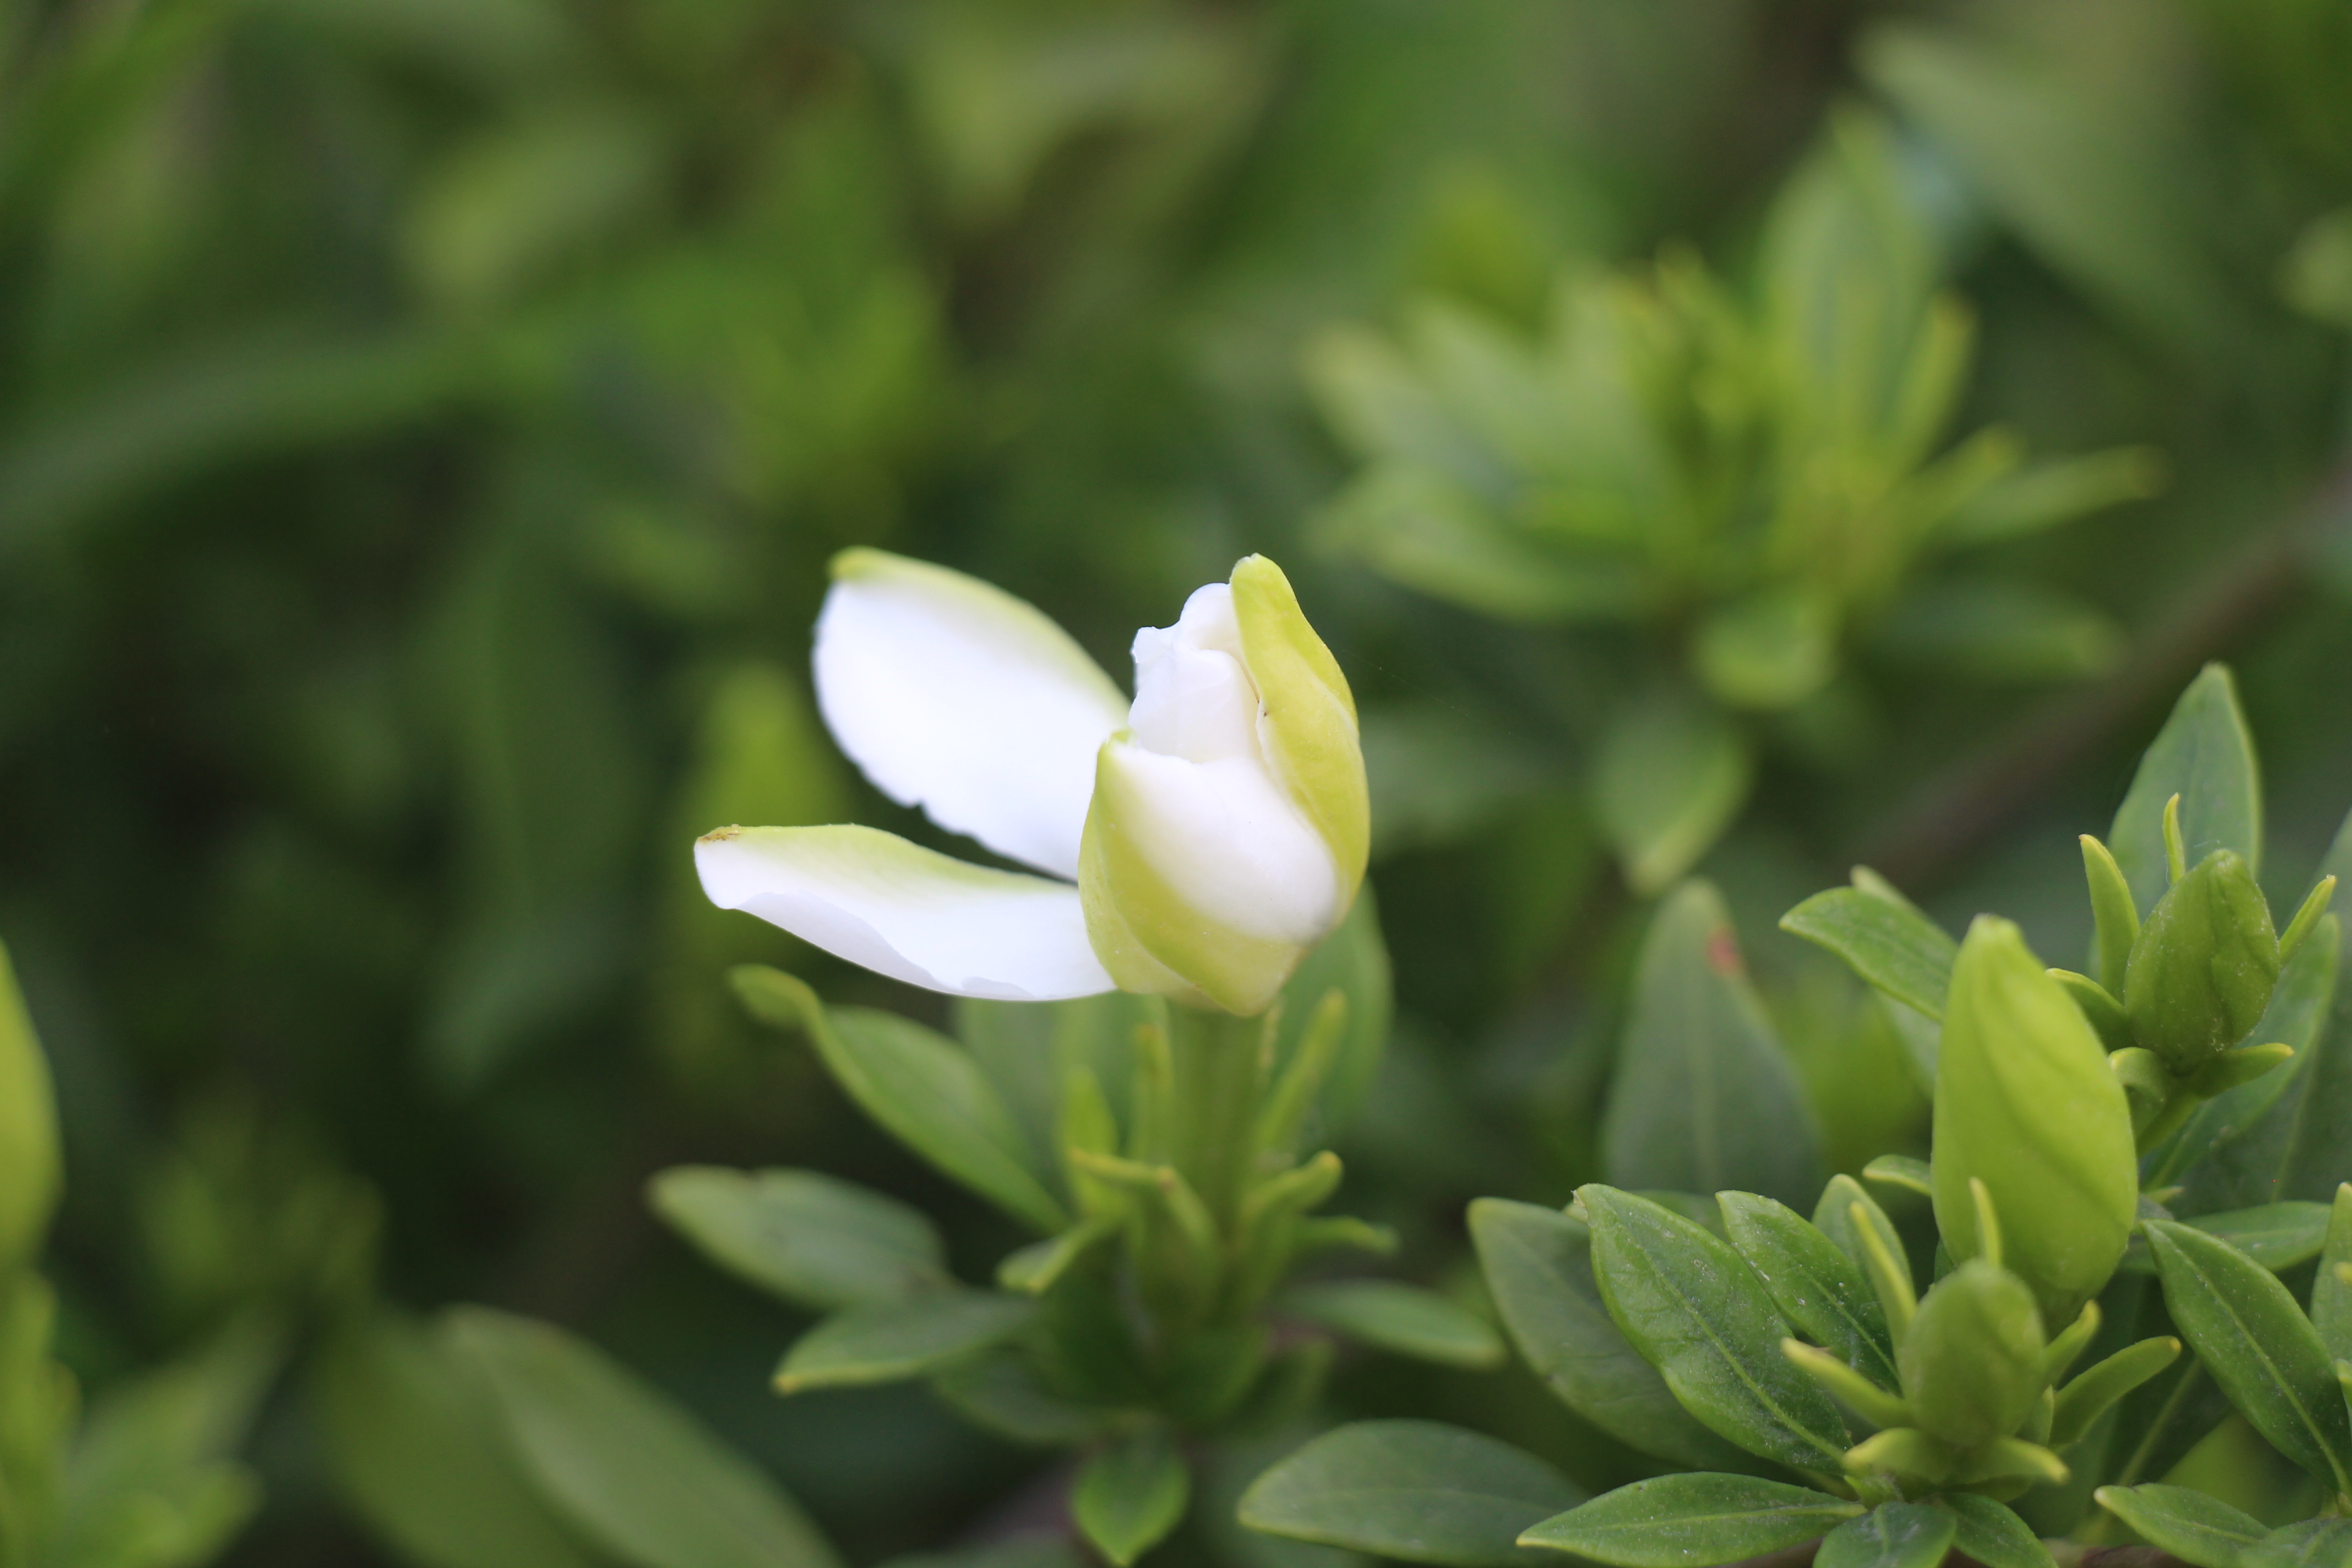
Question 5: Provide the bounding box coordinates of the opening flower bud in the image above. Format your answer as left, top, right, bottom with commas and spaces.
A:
1081, 557, 1369, 1015
1933, 916, 2138, 1326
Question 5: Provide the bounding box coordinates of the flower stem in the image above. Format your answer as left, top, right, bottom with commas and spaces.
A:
1161, 1003, 1268, 1232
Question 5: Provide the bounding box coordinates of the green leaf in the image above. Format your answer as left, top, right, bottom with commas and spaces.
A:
929, 1351, 1111, 1448
1862, 1156, 1933, 1198
2123, 1204, 2332, 1276
2246, 1520, 2352, 1568
2102, 666, 2264, 918
1594, 701, 1754, 898
1816, 1503, 1955, 1568
1716, 1192, 1897, 1388
1943, 448, 2166, 548
2313, 1185, 2352, 1364
2279, 809, 2352, 1202
1281, 1281, 1505, 1371
1519, 1475, 1861, 1567
2051, 1337, 2181, 1449
1780, 885, 1956, 1024
775, 1290, 1036, 1394
2142, 1220, 2352, 1493
731, 966, 1067, 1232
1694, 588, 1835, 712
2166, 921, 2341, 1210
1468, 1199, 1760, 1472
877, 1535, 1085, 1568
1073, 1427, 1190, 1567
647, 1166, 947, 1312
1939, 1495, 2054, 1568
1240, 1420, 1583, 1567
953, 992, 1153, 1177
52, 1320, 277, 1568
1602, 882, 1820, 1207
0, 938, 59, 1270
451, 1307, 840, 1568
313, 1313, 600, 1568
1315, 464, 1642, 623
1874, 579, 2124, 684
1582, 1186, 1850, 1469
1859, 27, 2230, 354
2093, 1484, 2267, 1568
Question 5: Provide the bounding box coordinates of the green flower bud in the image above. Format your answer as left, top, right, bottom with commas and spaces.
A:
1933, 917, 2138, 1326
1081, 557, 1369, 1015
0, 940, 60, 1270
1899, 1260, 2047, 1449
2123, 849, 2280, 1073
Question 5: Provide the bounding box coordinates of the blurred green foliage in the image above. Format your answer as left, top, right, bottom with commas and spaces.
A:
2, 0, 2351, 1562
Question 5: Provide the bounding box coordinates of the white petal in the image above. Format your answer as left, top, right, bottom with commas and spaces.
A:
1130, 585, 1260, 764
815, 550, 1129, 879
1098, 741, 1341, 945
696, 826, 1115, 1001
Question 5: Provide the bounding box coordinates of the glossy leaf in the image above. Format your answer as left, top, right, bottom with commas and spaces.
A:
1779, 884, 1956, 1022
732, 966, 1067, 1232
1582, 1186, 1849, 1469
1519, 1475, 1861, 1567
2102, 665, 2264, 917
1815, 1503, 1954, 1568
1717, 1192, 1897, 1388
2246, 1520, 2352, 1568
2123, 1204, 2332, 1276
451, 1307, 841, 1568
1468, 1199, 1759, 1471
2142, 1220, 2352, 1492
647, 1166, 947, 1312
1239, 1420, 1584, 1567
2093, 1484, 2266, 1568
1281, 1281, 1506, 1371
1073, 1427, 1189, 1568
774, 1290, 1036, 1393
1602, 882, 1820, 1207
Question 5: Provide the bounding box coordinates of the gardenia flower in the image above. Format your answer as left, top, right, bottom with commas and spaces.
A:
695, 549, 1368, 1015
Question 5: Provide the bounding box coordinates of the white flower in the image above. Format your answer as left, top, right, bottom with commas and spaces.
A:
695, 549, 1367, 1013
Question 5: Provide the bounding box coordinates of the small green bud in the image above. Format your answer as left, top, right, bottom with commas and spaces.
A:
0, 941, 60, 1270
1934, 917, 2138, 1326
2123, 849, 2280, 1073
1899, 1260, 2047, 1449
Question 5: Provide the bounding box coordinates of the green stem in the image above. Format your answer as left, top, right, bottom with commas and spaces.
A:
1161, 1003, 1268, 1232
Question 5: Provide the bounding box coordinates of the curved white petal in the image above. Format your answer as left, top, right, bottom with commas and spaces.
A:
1097, 741, 1341, 946
815, 550, 1129, 879
696, 824, 1114, 1001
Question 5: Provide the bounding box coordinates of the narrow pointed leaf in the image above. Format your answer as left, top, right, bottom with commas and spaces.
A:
1603, 882, 1820, 1207
2093, 1484, 2266, 1568
731, 967, 1067, 1232
1594, 699, 1752, 898
1780, 886, 1957, 1022
2313, 1185, 2352, 1364
1717, 1192, 1897, 1388
2142, 1220, 2352, 1492
2103, 665, 2262, 917
1239, 1420, 1584, 1567
1582, 1186, 1850, 1469
2051, 1337, 2181, 1448
2123, 1204, 2332, 1275
1281, 1281, 1505, 1371
774, 1290, 1036, 1393
1469, 1200, 1760, 1472
1816, 1503, 1955, 1568
1518, 1475, 1861, 1567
